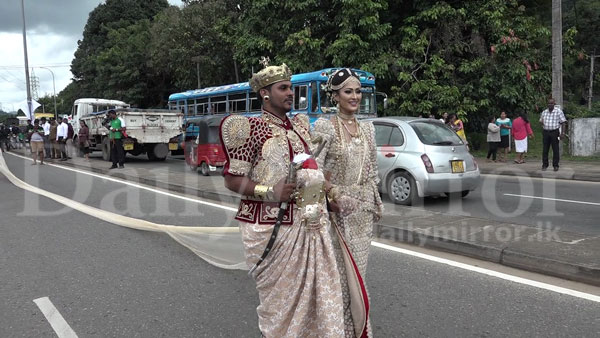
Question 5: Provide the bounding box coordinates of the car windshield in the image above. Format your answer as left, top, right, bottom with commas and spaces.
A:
410, 121, 464, 146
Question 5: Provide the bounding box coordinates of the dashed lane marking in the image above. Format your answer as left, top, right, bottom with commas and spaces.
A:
33, 297, 79, 338
504, 193, 600, 206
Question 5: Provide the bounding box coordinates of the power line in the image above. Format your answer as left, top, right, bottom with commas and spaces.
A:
0, 70, 27, 91
0, 69, 27, 86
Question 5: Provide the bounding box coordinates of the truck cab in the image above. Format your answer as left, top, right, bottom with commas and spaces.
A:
71, 98, 130, 134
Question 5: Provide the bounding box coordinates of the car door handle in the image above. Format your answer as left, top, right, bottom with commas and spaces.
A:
385, 153, 395, 158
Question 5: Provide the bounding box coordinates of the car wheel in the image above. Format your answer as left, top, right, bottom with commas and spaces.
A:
200, 162, 210, 176
388, 171, 418, 205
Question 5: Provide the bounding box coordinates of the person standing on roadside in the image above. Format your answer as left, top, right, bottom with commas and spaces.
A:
29, 119, 45, 165
495, 111, 512, 162
41, 117, 51, 158
108, 110, 125, 169
539, 97, 567, 171
78, 120, 91, 161
486, 116, 501, 162
56, 117, 69, 161
0, 124, 9, 152
448, 113, 467, 142
440, 112, 448, 123
66, 118, 75, 159
49, 119, 58, 159
512, 111, 534, 164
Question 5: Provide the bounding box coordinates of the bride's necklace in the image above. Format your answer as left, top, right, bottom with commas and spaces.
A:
337, 111, 355, 125
337, 115, 361, 146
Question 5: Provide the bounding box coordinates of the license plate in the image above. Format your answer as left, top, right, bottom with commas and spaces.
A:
168, 143, 178, 150
451, 160, 464, 173
124, 143, 134, 151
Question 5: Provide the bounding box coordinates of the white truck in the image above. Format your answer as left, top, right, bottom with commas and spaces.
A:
71, 98, 183, 161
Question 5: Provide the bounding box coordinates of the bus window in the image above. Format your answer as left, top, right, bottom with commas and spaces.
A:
211, 96, 227, 114
319, 83, 336, 113
360, 88, 376, 115
197, 98, 208, 115
229, 93, 247, 113
178, 100, 186, 116
188, 101, 196, 116
311, 81, 319, 113
249, 92, 261, 112
294, 85, 308, 110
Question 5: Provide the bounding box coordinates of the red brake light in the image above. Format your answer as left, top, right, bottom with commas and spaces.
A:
421, 154, 434, 173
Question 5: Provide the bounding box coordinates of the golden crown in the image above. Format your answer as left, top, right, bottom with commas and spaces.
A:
249, 59, 292, 92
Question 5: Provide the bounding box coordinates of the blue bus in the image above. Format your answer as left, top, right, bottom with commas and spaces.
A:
167, 68, 380, 125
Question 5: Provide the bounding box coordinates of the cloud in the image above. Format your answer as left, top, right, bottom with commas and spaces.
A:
0, 0, 183, 111
0, 0, 103, 37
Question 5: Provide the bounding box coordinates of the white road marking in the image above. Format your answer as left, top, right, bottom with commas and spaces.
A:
33, 297, 79, 338
6, 152, 600, 302
371, 241, 600, 303
4, 152, 237, 212
504, 193, 600, 206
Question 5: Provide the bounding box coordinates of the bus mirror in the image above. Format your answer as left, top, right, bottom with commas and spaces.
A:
376, 91, 388, 110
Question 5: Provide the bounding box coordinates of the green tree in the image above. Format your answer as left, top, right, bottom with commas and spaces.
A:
231, 0, 390, 75
385, 0, 553, 131
70, 0, 169, 102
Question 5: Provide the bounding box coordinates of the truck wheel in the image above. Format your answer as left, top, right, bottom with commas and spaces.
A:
200, 162, 210, 176
102, 137, 111, 161
148, 144, 168, 161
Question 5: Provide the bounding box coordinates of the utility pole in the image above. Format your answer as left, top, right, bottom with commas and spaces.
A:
191, 56, 201, 89
589, 53, 597, 110
552, 0, 564, 154
552, 0, 563, 107
20, 0, 32, 120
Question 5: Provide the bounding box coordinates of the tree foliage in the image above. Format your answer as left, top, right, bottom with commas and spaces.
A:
57, 0, 599, 122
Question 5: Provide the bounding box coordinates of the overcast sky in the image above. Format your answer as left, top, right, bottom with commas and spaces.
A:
0, 0, 182, 113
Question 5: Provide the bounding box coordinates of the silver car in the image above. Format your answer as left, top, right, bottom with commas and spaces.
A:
372, 117, 480, 205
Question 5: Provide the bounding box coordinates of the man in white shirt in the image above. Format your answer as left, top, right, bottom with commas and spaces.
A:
41, 117, 51, 158
539, 97, 567, 171
56, 117, 69, 161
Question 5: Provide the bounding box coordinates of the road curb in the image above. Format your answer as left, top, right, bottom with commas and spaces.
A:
479, 168, 600, 183
18, 153, 600, 287
373, 222, 600, 286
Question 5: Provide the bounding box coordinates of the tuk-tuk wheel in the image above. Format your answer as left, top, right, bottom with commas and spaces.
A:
200, 162, 210, 176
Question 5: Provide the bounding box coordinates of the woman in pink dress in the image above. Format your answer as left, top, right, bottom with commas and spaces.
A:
512, 112, 534, 164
